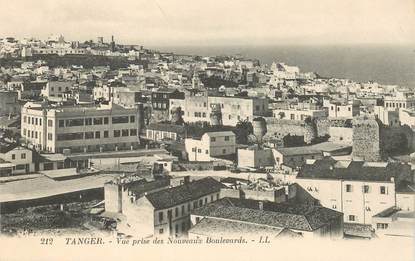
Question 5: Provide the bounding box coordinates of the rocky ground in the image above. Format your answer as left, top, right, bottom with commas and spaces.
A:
0, 200, 112, 237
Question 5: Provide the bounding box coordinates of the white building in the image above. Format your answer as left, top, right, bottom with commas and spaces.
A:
324, 100, 360, 119
174, 90, 269, 126
21, 102, 143, 153
0, 142, 34, 174
296, 157, 413, 225
185, 131, 236, 162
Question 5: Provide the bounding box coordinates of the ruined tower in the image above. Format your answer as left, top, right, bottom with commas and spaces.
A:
352, 116, 384, 161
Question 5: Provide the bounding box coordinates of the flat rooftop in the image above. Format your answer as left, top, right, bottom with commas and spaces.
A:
0, 173, 118, 203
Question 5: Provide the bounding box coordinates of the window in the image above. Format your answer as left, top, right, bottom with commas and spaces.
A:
48, 120, 53, 127
380, 186, 387, 194
197, 149, 201, 153
193, 201, 197, 209
112, 116, 129, 124
104, 117, 109, 124
211, 195, 214, 201
35, 131, 38, 139
39, 119, 42, 126
35, 118, 38, 125
181, 222, 186, 232
159, 212, 164, 222
85, 132, 94, 139
346, 184, 352, 192
85, 118, 92, 125
205, 150, 209, 154
59, 120, 65, 127
192, 148, 196, 152
181, 205, 185, 215
95, 131, 100, 139
377, 223, 389, 230
65, 118, 84, 127
130, 129, 137, 136
21, 153, 26, 159
175, 224, 179, 234
114, 130, 121, 137
104, 131, 109, 138
211, 137, 216, 142
23, 116, 27, 123
12, 154, 16, 160
363, 185, 370, 193
122, 129, 129, 137
93, 118, 103, 125
222, 149, 226, 154
196, 217, 200, 223
175, 207, 179, 217
204, 198, 207, 204
224, 136, 229, 141
23, 129, 26, 136
130, 116, 135, 123
48, 133, 53, 140
348, 215, 356, 221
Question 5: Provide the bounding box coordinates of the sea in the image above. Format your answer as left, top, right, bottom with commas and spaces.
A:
153, 45, 415, 88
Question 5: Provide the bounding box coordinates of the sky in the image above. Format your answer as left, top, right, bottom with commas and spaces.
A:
0, 0, 414, 46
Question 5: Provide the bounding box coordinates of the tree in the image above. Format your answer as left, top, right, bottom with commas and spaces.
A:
234, 120, 253, 144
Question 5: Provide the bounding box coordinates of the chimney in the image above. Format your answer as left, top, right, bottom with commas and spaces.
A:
258, 201, 264, 211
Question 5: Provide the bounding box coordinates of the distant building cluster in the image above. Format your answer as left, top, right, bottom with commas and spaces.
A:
0, 35, 414, 241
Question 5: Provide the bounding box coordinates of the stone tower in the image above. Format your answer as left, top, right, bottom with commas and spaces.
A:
352, 116, 384, 161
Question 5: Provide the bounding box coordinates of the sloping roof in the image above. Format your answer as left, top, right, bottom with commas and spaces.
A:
145, 177, 226, 210
188, 217, 300, 238
395, 181, 415, 194
297, 157, 412, 182
0, 142, 18, 154
192, 197, 342, 232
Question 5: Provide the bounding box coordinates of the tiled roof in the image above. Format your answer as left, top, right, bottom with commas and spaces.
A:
297, 157, 412, 182
192, 197, 342, 232
145, 177, 225, 210
189, 217, 301, 238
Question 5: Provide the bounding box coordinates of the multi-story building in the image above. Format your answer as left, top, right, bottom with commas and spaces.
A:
151, 88, 184, 111
176, 90, 269, 126
104, 176, 225, 237
41, 81, 74, 101
184, 131, 236, 162
296, 157, 413, 225
324, 100, 360, 119
384, 91, 415, 110
21, 101, 144, 153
